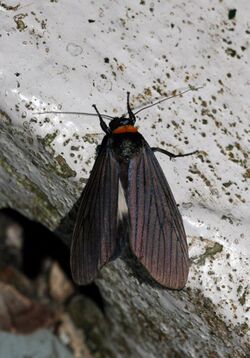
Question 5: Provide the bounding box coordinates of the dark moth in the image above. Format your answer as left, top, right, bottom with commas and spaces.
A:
71, 93, 196, 289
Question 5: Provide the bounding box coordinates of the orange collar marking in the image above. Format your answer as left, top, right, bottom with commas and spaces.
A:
112, 125, 138, 134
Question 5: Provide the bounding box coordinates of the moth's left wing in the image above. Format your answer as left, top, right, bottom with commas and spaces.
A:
71, 141, 119, 285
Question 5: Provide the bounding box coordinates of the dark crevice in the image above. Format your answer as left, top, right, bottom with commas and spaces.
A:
0, 208, 105, 311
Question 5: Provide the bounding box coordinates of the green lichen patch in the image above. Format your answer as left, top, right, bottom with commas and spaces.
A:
189, 164, 212, 188
21, 175, 59, 226
143, 87, 152, 96
0, 2, 20, 11
0, 153, 59, 227
196, 242, 223, 266
41, 131, 59, 147
70, 145, 80, 151
37, 131, 76, 178
221, 214, 234, 224
238, 287, 248, 306
82, 133, 100, 145
222, 181, 233, 188
216, 141, 248, 169
243, 169, 250, 179
13, 13, 28, 32
0, 110, 12, 125
54, 155, 76, 178
237, 322, 249, 336
186, 288, 247, 355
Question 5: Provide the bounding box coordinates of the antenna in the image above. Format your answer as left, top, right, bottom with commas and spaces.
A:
34, 110, 114, 120
133, 85, 203, 115
34, 85, 203, 119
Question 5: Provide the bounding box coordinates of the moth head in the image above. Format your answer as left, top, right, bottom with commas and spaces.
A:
109, 117, 134, 132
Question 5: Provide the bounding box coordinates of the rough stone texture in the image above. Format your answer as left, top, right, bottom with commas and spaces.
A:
0, 0, 249, 356
97, 260, 248, 357
0, 329, 72, 358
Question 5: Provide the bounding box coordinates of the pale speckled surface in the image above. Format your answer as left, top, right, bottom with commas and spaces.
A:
0, 0, 249, 355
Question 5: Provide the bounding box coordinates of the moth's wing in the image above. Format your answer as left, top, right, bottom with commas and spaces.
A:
127, 143, 189, 289
71, 140, 119, 285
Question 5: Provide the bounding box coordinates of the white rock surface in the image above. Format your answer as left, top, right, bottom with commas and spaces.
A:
0, 0, 249, 356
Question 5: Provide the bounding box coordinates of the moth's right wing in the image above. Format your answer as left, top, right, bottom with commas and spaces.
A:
71, 141, 119, 285
127, 143, 189, 289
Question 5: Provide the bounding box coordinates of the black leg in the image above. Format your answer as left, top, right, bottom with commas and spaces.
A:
151, 147, 198, 160
92, 105, 110, 134
127, 92, 136, 124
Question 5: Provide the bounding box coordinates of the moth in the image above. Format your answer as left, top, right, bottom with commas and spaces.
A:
70, 92, 197, 289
